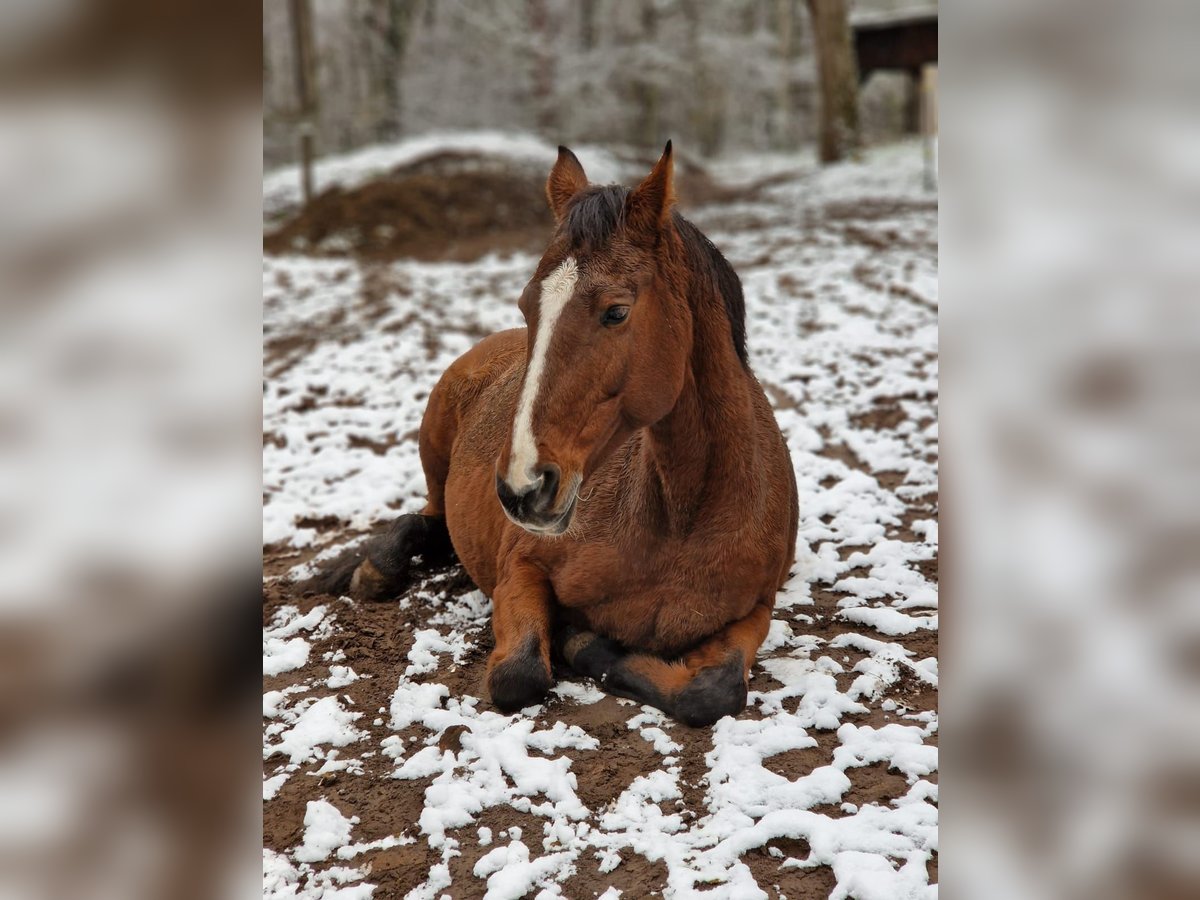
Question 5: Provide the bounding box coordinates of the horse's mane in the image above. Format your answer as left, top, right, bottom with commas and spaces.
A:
564, 186, 750, 368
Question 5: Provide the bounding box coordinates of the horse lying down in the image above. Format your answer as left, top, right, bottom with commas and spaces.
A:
314, 143, 798, 727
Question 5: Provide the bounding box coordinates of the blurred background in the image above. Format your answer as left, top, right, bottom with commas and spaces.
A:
263, 0, 935, 166
259, 0, 938, 265
0, 0, 1197, 896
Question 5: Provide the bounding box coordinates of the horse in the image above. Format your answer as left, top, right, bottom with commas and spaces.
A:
314, 143, 798, 726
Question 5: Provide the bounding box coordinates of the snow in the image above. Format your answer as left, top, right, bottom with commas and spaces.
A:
472, 840, 574, 900
295, 799, 359, 863
385, 707, 596, 850
266, 695, 366, 765
263, 605, 332, 676
263, 137, 937, 897
830, 850, 936, 900
263, 848, 375, 899
840, 606, 938, 636
326, 665, 362, 689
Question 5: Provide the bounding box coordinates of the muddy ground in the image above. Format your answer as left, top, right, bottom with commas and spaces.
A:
264, 145, 938, 898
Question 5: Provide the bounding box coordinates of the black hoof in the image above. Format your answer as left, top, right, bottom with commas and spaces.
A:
364, 514, 453, 581
305, 514, 452, 600
488, 637, 553, 713
552, 626, 625, 680
673, 658, 747, 728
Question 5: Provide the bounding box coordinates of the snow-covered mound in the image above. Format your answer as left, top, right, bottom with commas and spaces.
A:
264, 130, 626, 222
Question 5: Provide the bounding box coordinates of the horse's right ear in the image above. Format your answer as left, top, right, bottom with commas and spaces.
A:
546, 146, 588, 222
625, 140, 675, 238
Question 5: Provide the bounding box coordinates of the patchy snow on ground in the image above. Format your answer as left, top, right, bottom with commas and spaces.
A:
263, 138, 937, 898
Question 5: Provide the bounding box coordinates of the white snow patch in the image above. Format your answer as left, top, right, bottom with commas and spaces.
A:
294, 798, 359, 863
267, 696, 366, 765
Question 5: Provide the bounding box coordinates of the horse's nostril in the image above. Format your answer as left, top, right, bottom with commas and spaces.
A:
496, 474, 524, 516
533, 463, 560, 510
496, 466, 562, 521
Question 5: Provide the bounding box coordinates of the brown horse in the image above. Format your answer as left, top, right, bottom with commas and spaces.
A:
316, 143, 798, 726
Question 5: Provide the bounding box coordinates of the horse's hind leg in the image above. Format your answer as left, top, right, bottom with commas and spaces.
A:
306, 375, 458, 600
555, 599, 774, 727
353, 513, 455, 598
304, 509, 454, 600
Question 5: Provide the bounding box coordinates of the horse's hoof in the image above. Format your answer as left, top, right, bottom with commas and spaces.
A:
673, 658, 747, 728
487, 639, 553, 713
348, 557, 400, 602
553, 626, 625, 679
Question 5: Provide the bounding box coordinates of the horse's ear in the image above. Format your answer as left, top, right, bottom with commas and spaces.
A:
626, 140, 675, 237
546, 146, 589, 222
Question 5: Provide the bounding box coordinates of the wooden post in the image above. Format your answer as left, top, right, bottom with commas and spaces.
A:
920, 63, 937, 191
805, 0, 861, 164
289, 0, 317, 205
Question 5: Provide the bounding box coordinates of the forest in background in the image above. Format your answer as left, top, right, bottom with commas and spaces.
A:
263, 0, 933, 169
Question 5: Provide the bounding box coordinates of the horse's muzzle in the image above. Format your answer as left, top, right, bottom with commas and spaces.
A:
496, 465, 575, 534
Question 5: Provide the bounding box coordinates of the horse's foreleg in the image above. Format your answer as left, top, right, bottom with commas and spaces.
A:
487, 560, 555, 712
556, 599, 774, 727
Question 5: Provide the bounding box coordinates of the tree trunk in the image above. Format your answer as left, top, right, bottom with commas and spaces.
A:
680, 0, 724, 156
526, 0, 557, 133
378, 0, 417, 142
633, 0, 661, 148
805, 0, 860, 164
773, 0, 800, 149
288, 0, 317, 203
579, 0, 596, 51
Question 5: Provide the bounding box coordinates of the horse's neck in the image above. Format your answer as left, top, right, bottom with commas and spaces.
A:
639, 294, 756, 534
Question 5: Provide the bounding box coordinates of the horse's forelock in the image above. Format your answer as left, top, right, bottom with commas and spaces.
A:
558, 186, 748, 369
562, 186, 630, 252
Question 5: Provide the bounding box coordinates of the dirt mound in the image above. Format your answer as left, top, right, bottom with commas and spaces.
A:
264, 149, 737, 263
264, 152, 555, 262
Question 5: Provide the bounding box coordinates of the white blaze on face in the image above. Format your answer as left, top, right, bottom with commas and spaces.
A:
508, 256, 579, 489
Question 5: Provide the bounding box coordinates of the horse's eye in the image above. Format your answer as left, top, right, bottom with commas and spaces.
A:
601, 305, 630, 327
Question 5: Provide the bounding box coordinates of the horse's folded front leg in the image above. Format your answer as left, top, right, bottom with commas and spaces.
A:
487, 560, 555, 712
556, 599, 774, 727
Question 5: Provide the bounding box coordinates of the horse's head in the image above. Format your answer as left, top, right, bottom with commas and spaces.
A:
496, 142, 691, 535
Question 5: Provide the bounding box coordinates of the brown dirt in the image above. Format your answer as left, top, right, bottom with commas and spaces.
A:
263, 150, 736, 264
263, 530, 938, 896
264, 164, 556, 262
260, 397, 936, 898
263, 169, 938, 896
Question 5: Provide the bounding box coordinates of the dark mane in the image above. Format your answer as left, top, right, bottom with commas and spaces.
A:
563, 186, 750, 368
674, 216, 749, 368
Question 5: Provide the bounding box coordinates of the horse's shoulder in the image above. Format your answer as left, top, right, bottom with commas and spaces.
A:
443, 328, 526, 406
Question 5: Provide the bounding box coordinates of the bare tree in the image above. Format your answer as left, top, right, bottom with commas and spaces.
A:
526, 0, 557, 133
360, 0, 418, 142
288, 0, 318, 203
805, 0, 860, 163
262, 0, 910, 168
772, 0, 808, 149
631, 0, 662, 147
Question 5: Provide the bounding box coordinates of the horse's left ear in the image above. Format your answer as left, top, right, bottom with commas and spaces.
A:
626, 141, 675, 237
547, 146, 589, 222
